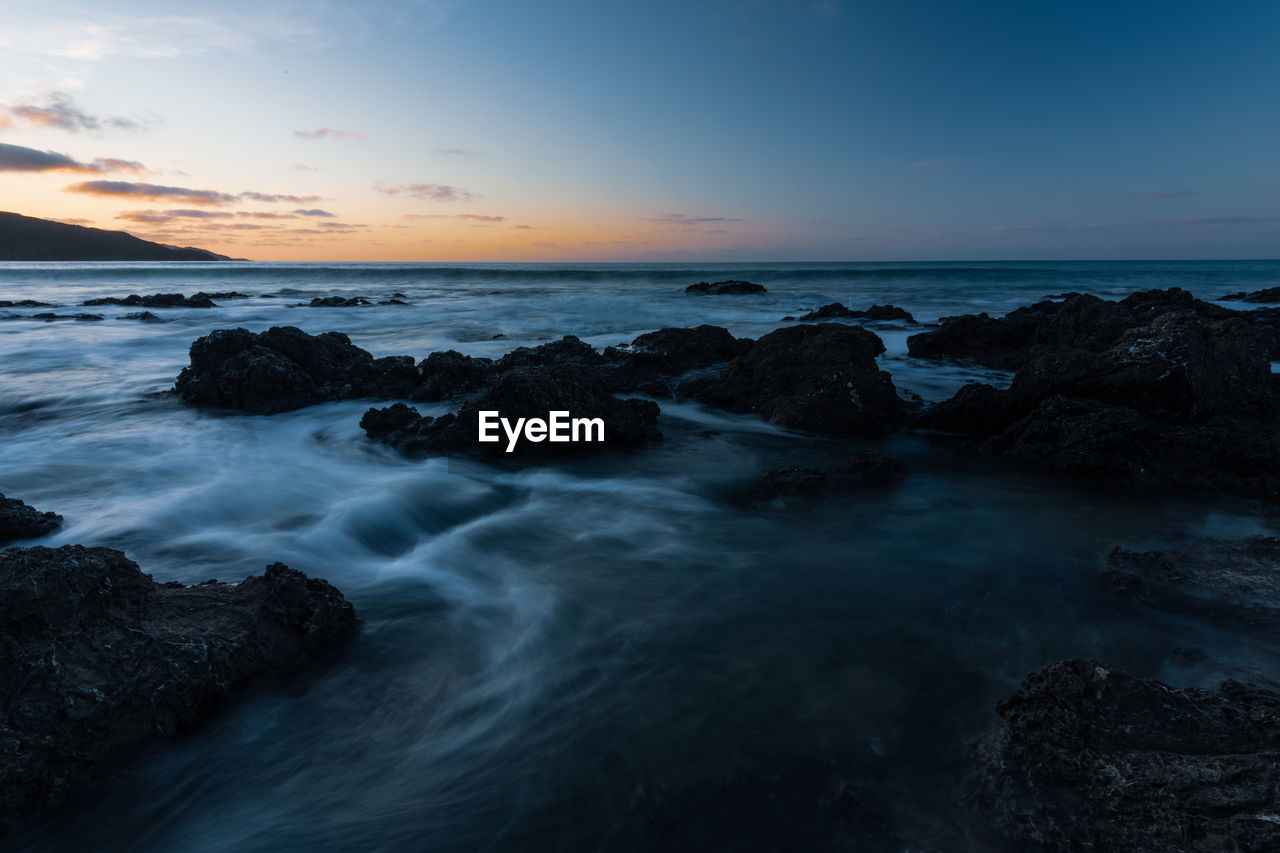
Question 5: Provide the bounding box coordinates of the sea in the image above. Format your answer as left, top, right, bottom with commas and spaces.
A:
3, 260, 1280, 850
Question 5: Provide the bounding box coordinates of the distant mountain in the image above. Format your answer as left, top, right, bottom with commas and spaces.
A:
0, 211, 231, 261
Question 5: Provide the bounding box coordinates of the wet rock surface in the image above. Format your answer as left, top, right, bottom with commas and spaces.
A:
744, 452, 907, 503
0, 300, 54, 308
681, 324, 907, 434
306, 296, 372, 307
603, 325, 753, 393
82, 293, 216, 308
0, 545, 357, 835
1105, 536, 1280, 622
1221, 286, 1280, 303
684, 279, 767, 295
0, 496, 62, 545
974, 658, 1280, 852
796, 303, 916, 323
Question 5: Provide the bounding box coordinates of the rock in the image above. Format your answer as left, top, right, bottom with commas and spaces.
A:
362, 367, 661, 460
1105, 536, 1280, 622
681, 324, 907, 434
744, 452, 907, 502
412, 350, 494, 401
120, 311, 163, 322
603, 325, 753, 391
378, 299, 407, 305
974, 659, 1280, 852
1221, 286, 1280, 303
0, 300, 54, 308
82, 293, 216, 308
494, 335, 606, 374
307, 296, 372, 307
0, 545, 357, 834
685, 280, 767, 295
173, 326, 417, 413
796, 303, 916, 323
192, 291, 252, 300
75, 314, 104, 321
0, 495, 62, 545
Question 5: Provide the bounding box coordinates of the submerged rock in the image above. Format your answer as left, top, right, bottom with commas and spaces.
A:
681, 324, 907, 434
1221, 286, 1280, 303
82, 293, 216, 308
0, 300, 54, 308
974, 658, 1280, 852
0, 545, 357, 834
795, 303, 916, 323
1105, 536, 1280, 621
744, 452, 907, 503
192, 291, 252, 300
307, 296, 372, 307
0, 495, 62, 545
120, 311, 163, 322
685, 280, 767, 295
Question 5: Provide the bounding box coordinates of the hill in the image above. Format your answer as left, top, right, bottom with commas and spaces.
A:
0, 212, 230, 261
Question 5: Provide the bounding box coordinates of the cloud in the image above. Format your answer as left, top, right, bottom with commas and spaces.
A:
116, 208, 236, 223
401, 213, 504, 222
3, 92, 141, 132
237, 211, 298, 219
435, 148, 479, 156
293, 208, 335, 217
0, 142, 144, 174
374, 180, 475, 202
512, 224, 532, 229
1125, 190, 1193, 200
294, 128, 364, 140
238, 191, 323, 203
641, 213, 745, 226
912, 158, 954, 169
64, 180, 239, 204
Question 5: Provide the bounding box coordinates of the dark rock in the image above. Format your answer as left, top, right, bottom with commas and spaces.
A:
0, 300, 54, 308
390, 292, 407, 299
377, 299, 407, 305
1105, 536, 1280, 621
307, 296, 372, 307
82, 293, 216, 308
74, 314, 104, 322
745, 452, 907, 502
192, 291, 252, 300
604, 325, 753, 391
0, 495, 62, 545
363, 367, 661, 460
974, 658, 1280, 852
681, 324, 907, 434
685, 280, 767, 295
796, 303, 916, 323
27, 313, 104, 322
412, 350, 494, 401
0, 545, 357, 834
1221, 286, 1280, 303
173, 326, 415, 413
120, 311, 163, 322
494, 335, 605, 374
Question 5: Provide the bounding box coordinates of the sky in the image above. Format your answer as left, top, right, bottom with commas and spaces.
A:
0, 0, 1277, 262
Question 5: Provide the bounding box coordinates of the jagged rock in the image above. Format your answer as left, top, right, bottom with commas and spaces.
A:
0, 495, 61, 545
1105, 536, 1280, 621
307, 296, 372, 307
685, 280, 767, 295
412, 350, 494, 401
192, 291, 252, 300
120, 311, 163, 322
362, 367, 661, 460
82, 293, 216, 308
681, 324, 907, 434
1221, 286, 1280, 303
0, 545, 357, 834
974, 659, 1280, 852
604, 325, 753, 392
796, 303, 916, 323
173, 326, 418, 413
744, 452, 907, 502
0, 300, 54, 308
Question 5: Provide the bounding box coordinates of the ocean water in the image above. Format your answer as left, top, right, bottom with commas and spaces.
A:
3, 260, 1280, 850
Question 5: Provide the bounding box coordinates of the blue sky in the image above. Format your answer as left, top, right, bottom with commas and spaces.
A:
0, 0, 1276, 260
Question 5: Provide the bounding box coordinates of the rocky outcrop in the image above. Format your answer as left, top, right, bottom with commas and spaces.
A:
29, 313, 103, 322
795, 303, 916, 323
603, 325, 753, 393
744, 452, 907, 503
1221, 286, 1280, 303
173, 326, 420, 413
1105, 536, 1280, 622
0, 545, 357, 834
82, 293, 216, 308
307, 296, 372, 307
413, 350, 495, 401
361, 367, 661, 460
685, 280, 767, 295
0, 496, 61, 545
915, 294, 1280, 499
0, 300, 54, 308
681, 324, 907, 434
974, 659, 1280, 852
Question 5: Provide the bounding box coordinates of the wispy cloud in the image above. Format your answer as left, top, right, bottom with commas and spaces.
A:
1125, 190, 1194, 200
293, 208, 335, 217
0, 142, 144, 173
238, 191, 323, 203
3, 92, 141, 132
912, 158, 954, 169
295, 127, 364, 140
641, 213, 745, 226
116, 208, 235, 223
64, 180, 239, 204
402, 213, 505, 222
375, 180, 476, 202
